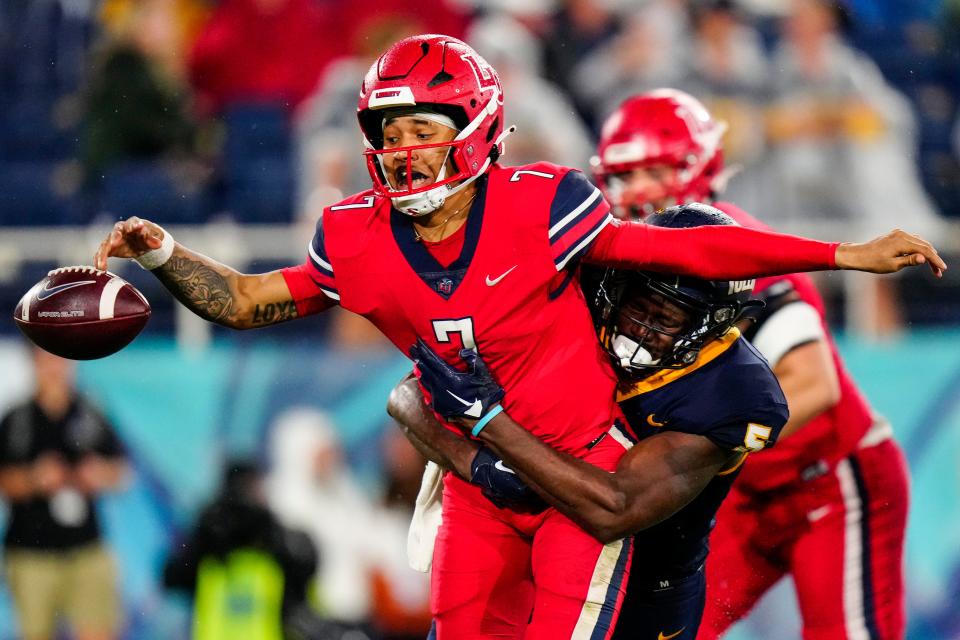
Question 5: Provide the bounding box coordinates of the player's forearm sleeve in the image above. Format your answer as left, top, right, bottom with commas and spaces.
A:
281, 263, 338, 317
583, 220, 839, 279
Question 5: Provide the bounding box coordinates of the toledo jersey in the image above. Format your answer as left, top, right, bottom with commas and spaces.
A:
612, 330, 788, 640
715, 202, 877, 491
284, 162, 620, 454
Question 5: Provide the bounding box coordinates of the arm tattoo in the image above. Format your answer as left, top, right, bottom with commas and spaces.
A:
251, 301, 298, 326
155, 256, 236, 324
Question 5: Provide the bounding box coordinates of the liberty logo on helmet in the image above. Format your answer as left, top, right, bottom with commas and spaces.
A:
460, 53, 503, 100
369, 87, 416, 108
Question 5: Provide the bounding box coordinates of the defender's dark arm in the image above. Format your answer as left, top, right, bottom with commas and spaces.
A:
476, 411, 737, 542
389, 378, 738, 543
387, 375, 477, 480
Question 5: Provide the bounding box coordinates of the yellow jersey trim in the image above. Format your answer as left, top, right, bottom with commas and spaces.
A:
717, 451, 749, 476
616, 327, 741, 403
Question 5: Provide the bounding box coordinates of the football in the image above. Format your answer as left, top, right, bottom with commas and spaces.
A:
14, 266, 151, 360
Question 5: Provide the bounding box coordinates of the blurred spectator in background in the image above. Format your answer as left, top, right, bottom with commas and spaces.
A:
188, 0, 340, 118
82, 0, 204, 184
761, 0, 943, 338
678, 0, 770, 209
366, 428, 431, 640
99, 0, 209, 80
295, 16, 423, 219
296, 11, 446, 349
466, 12, 594, 169
294, 0, 469, 217
541, 0, 623, 126
163, 459, 327, 640
337, 0, 468, 45
267, 408, 377, 625
0, 348, 128, 640
570, 0, 688, 128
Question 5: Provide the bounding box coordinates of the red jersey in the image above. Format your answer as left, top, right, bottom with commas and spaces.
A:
716, 202, 875, 491
288, 163, 620, 452
280, 165, 839, 454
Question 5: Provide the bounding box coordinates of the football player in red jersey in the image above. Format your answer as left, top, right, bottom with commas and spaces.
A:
94, 36, 937, 638
591, 89, 909, 640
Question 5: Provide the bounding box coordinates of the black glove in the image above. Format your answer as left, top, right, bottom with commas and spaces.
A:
410, 338, 504, 422
470, 446, 547, 514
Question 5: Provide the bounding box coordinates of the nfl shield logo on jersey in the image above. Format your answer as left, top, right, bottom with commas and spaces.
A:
437, 278, 454, 295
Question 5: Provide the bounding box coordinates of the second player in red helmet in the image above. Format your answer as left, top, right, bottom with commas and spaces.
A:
592, 89, 726, 220
592, 88, 908, 640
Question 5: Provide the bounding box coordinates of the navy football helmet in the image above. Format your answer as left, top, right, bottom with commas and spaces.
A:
593, 203, 760, 374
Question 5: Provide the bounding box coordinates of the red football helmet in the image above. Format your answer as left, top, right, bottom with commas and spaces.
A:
591, 89, 726, 218
357, 34, 506, 216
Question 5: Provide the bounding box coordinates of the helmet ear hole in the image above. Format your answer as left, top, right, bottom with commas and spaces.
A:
486, 117, 500, 143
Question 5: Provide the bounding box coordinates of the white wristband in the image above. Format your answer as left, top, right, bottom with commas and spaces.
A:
134, 226, 175, 270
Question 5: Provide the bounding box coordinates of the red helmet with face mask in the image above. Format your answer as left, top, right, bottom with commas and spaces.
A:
357, 34, 507, 216
590, 89, 726, 219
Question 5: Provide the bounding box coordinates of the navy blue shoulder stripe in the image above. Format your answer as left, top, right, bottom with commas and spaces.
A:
309, 218, 334, 278
548, 170, 604, 242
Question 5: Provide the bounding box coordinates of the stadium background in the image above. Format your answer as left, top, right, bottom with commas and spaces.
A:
1, 0, 960, 638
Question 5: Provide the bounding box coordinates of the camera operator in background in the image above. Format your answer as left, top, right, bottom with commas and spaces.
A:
0, 347, 128, 640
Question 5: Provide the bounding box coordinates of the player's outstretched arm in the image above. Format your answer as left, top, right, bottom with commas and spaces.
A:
94, 217, 300, 329
834, 228, 945, 277
586, 221, 946, 279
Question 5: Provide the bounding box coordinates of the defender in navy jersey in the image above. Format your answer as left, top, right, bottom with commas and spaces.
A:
390, 205, 789, 640
591, 89, 909, 640
607, 330, 786, 640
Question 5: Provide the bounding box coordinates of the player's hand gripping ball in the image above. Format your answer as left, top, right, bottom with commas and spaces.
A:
14, 266, 150, 360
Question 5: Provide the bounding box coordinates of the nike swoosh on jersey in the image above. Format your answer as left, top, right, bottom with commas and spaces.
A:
485, 265, 518, 286
35, 280, 97, 301
647, 413, 667, 428
658, 628, 685, 640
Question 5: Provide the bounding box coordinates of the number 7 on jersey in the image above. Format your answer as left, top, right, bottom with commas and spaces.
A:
433, 318, 477, 351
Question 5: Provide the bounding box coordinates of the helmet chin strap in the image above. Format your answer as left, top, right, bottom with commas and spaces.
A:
392, 125, 517, 217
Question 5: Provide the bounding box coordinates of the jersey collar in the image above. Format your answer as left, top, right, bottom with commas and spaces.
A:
390, 176, 488, 300
616, 327, 742, 402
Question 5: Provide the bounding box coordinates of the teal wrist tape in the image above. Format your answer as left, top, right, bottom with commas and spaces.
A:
471, 404, 504, 438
